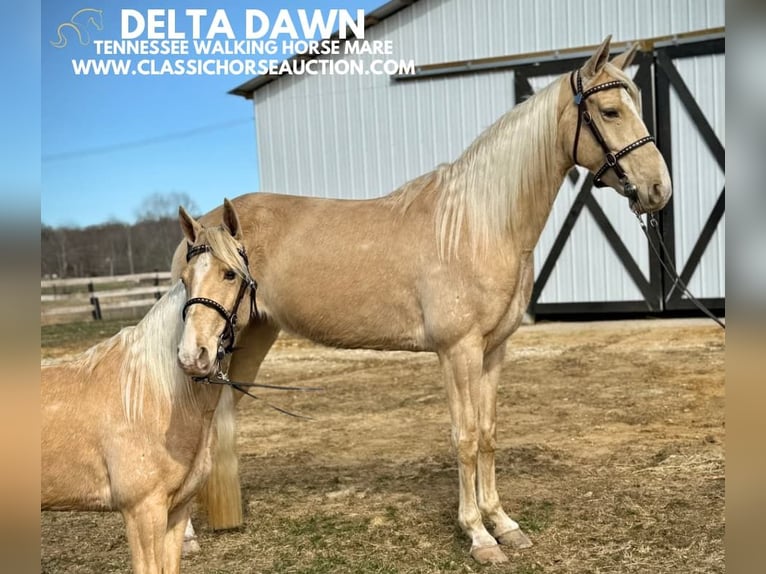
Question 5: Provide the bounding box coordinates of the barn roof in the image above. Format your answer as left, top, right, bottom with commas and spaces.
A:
229, 0, 419, 99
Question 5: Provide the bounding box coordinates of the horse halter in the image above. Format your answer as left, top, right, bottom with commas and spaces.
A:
569, 70, 655, 201
181, 243, 257, 358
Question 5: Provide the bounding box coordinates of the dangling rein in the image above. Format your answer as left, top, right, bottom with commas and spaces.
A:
193, 371, 323, 420
634, 214, 725, 330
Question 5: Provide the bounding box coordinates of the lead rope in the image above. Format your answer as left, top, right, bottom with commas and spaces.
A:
636, 213, 725, 329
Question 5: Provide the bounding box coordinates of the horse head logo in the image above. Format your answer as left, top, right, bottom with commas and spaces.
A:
50, 8, 104, 49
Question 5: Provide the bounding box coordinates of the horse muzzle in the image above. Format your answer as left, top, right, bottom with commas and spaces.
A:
627, 180, 672, 215
177, 344, 216, 378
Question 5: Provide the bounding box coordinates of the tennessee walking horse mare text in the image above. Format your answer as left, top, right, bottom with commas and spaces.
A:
42, 202, 257, 573
173, 37, 672, 564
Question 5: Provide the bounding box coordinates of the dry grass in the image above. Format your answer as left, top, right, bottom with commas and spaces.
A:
41, 319, 724, 573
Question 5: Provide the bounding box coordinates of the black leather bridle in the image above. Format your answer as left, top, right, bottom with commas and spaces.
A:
181, 243, 257, 358
569, 69, 655, 202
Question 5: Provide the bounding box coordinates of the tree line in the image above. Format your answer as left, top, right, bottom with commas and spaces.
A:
41, 192, 198, 278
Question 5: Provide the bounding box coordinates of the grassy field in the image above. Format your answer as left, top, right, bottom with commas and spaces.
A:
41, 319, 138, 358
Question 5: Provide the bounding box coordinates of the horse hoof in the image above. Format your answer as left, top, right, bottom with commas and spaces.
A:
471, 544, 509, 564
181, 538, 200, 557
497, 528, 533, 549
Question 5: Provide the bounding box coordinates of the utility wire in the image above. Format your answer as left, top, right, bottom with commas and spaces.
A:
42, 117, 253, 163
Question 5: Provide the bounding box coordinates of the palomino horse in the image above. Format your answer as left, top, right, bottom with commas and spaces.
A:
173, 37, 672, 564
42, 201, 257, 573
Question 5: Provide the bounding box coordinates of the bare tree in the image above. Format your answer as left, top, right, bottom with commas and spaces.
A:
42, 192, 195, 277
135, 191, 200, 222
41, 225, 66, 278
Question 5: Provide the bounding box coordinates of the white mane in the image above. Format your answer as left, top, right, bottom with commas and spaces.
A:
119, 281, 193, 422
390, 77, 565, 259
436, 78, 563, 257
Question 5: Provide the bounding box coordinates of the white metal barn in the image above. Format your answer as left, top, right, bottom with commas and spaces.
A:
231, 0, 725, 317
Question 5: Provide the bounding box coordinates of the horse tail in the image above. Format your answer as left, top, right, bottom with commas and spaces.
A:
201, 385, 243, 529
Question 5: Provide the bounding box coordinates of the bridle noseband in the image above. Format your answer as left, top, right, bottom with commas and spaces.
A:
569, 69, 655, 202
182, 243, 257, 358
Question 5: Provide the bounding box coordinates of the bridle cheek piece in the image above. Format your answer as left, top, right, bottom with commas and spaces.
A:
569, 70, 655, 202
182, 243, 258, 360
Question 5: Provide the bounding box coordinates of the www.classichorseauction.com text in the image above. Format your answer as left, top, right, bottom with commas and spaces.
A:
68, 8, 416, 77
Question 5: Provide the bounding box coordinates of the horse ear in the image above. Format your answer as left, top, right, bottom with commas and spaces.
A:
179, 206, 202, 243
222, 198, 242, 239
582, 35, 612, 79
610, 43, 639, 71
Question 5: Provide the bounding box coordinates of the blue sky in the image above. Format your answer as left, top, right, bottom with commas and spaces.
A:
41, 1, 382, 227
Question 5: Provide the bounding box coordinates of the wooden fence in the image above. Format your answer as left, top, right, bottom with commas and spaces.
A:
41, 271, 173, 323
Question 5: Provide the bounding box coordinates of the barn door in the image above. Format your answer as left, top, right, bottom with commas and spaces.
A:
653, 38, 725, 312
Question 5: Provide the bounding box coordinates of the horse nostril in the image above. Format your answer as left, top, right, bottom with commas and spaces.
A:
650, 183, 667, 205
196, 346, 210, 367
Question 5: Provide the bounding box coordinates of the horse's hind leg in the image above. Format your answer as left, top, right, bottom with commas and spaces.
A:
476, 343, 532, 550
201, 321, 280, 529
122, 498, 167, 574
440, 338, 508, 565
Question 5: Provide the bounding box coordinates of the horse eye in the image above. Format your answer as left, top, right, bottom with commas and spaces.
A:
601, 108, 620, 119
223, 270, 237, 281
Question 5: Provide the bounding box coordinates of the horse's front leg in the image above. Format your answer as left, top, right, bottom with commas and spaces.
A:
477, 343, 533, 549
440, 339, 508, 564
121, 496, 167, 574
164, 503, 193, 574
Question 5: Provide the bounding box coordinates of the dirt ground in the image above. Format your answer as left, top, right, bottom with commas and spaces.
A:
41, 318, 724, 573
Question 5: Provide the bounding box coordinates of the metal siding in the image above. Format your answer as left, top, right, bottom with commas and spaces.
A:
669, 53, 725, 298
255, 0, 724, 199
251, 0, 724, 307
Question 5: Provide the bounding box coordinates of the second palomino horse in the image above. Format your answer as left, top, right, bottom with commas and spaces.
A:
42, 201, 257, 573
173, 37, 672, 564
